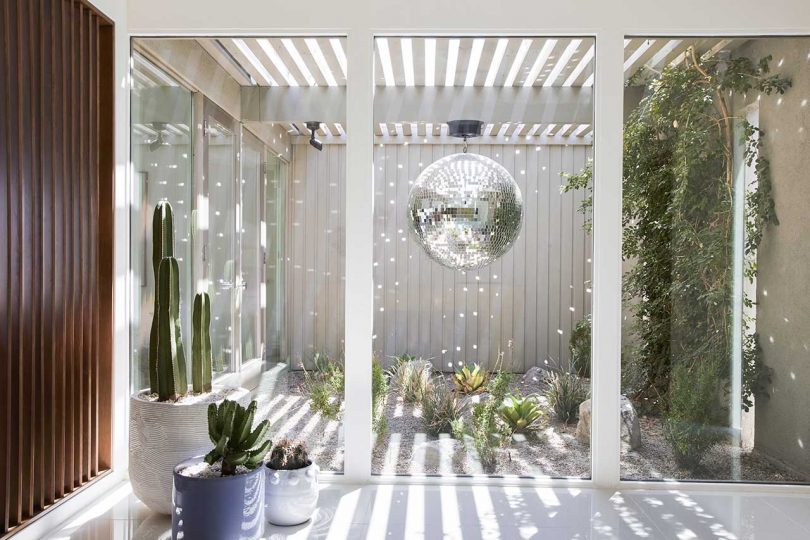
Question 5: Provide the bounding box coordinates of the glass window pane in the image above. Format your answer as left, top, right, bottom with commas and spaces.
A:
371, 36, 595, 478
240, 129, 265, 365
621, 36, 810, 483
204, 103, 237, 376
129, 53, 194, 394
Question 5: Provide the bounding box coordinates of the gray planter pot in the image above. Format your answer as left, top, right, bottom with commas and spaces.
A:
172, 457, 265, 540
129, 387, 250, 514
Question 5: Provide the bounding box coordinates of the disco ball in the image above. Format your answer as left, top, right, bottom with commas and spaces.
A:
408, 152, 523, 270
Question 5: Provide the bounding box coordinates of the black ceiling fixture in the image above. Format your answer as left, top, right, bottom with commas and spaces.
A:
305, 121, 323, 151
448, 119, 485, 152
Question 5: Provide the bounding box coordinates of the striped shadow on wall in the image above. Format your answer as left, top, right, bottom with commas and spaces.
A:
0, 0, 114, 534
284, 142, 591, 373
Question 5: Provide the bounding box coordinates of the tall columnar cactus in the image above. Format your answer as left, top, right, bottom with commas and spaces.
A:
205, 400, 271, 476
191, 292, 213, 393
148, 201, 188, 398
155, 257, 188, 400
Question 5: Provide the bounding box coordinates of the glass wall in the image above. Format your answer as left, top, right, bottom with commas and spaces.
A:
130, 52, 194, 392
371, 36, 595, 477
620, 36, 810, 483
203, 101, 238, 375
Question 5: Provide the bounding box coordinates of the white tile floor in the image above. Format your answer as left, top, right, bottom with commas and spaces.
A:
42, 481, 810, 539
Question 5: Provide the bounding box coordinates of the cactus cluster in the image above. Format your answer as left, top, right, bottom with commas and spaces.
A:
148, 201, 213, 400
266, 439, 311, 471
205, 400, 271, 476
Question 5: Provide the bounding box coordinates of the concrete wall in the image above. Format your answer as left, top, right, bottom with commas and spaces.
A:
738, 37, 810, 475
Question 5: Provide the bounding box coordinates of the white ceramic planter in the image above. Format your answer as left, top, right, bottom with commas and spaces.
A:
129, 387, 250, 514
265, 463, 320, 526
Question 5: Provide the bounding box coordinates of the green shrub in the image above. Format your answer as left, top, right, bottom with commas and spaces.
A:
469, 368, 513, 472
388, 356, 433, 404
421, 377, 466, 435
450, 418, 466, 440
664, 361, 726, 470
569, 316, 591, 378
372, 356, 389, 435
301, 352, 344, 419
545, 372, 588, 424
498, 392, 545, 434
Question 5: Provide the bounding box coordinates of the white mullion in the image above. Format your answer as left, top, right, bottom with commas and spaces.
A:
591, 31, 623, 490
343, 30, 374, 482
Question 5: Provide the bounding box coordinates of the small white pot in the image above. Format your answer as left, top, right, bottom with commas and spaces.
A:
128, 387, 250, 514
265, 463, 320, 526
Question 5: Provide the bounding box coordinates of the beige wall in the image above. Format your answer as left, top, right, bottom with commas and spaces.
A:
739, 37, 810, 474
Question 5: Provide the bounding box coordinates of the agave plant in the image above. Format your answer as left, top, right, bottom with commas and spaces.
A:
498, 392, 546, 433
453, 363, 488, 394
205, 400, 271, 476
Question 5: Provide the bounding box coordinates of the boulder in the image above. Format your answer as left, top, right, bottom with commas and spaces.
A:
575, 395, 641, 450
521, 366, 551, 387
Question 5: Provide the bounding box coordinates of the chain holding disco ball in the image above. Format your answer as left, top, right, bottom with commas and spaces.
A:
407, 121, 523, 271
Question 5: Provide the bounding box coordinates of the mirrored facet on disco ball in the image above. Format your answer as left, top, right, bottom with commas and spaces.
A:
407, 152, 523, 270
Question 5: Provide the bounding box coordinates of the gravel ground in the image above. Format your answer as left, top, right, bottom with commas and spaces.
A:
252, 366, 807, 482
253, 367, 345, 473
621, 416, 809, 483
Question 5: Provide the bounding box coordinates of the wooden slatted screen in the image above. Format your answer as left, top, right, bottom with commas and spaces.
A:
0, 0, 114, 534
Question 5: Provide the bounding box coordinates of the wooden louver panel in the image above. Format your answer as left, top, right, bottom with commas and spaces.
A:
0, 0, 114, 535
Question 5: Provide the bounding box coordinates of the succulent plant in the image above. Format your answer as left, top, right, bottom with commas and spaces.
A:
453, 363, 488, 394
191, 292, 213, 393
205, 400, 271, 476
148, 201, 188, 400
266, 438, 311, 471
498, 392, 546, 433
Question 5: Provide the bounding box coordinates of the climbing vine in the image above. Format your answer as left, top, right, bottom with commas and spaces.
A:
565, 47, 790, 468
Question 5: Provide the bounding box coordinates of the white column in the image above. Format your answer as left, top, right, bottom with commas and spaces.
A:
343, 30, 375, 481
590, 30, 624, 489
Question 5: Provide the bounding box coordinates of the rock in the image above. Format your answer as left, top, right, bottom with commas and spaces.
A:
521, 366, 550, 387
574, 395, 642, 450
575, 400, 591, 444
621, 395, 642, 450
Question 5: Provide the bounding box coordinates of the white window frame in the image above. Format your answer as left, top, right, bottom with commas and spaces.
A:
118, 0, 810, 498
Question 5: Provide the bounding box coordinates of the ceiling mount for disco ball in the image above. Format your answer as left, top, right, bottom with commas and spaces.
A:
407, 119, 524, 271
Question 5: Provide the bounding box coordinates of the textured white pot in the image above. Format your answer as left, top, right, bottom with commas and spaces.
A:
129, 387, 250, 514
265, 463, 320, 526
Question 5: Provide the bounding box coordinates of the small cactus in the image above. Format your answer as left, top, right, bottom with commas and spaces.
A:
205, 400, 271, 476
191, 292, 213, 393
148, 201, 188, 398
266, 439, 311, 471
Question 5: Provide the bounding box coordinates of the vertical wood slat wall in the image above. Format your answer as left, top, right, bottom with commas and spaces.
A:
0, 0, 114, 535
